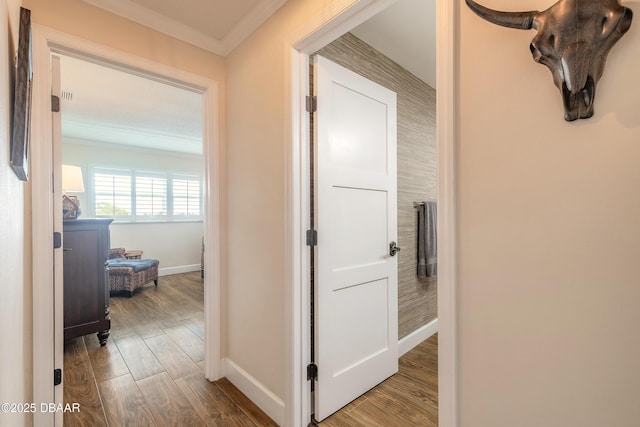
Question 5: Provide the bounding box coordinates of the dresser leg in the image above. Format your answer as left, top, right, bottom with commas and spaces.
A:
97, 330, 110, 346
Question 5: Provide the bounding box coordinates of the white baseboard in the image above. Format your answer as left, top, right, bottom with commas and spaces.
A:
223, 358, 285, 426
158, 264, 201, 276
398, 318, 438, 357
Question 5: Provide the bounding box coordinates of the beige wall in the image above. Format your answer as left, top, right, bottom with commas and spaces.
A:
0, 1, 31, 426
316, 33, 437, 339
23, 0, 226, 81
458, 0, 640, 425
225, 0, 330, 403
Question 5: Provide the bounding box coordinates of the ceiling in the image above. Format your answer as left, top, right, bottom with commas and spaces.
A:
352, 0, 436, 88
60, 55, 204, 155
64, 0, 436, 154
81, 0, 288, 56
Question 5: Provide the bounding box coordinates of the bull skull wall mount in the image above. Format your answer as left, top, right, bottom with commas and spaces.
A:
466, 0, 633, 121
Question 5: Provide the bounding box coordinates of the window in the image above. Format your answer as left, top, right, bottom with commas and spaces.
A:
94, 169, 132, 219
173, 176, 201, 217
136, 174, 167, 218
92, 167, 201, 221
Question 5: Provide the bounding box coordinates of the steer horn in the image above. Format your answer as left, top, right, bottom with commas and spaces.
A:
465, 0, 538, 30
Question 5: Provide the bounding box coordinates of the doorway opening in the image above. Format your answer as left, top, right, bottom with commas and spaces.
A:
310, 4, 437, 424
310, 53, 401, 422
288, 1, 455, 425
30, 27, 222, 426
285, 0, 457, 425
56, 53, 208, 423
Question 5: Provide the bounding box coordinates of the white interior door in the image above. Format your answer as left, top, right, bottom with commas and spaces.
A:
314, 55, 398, 421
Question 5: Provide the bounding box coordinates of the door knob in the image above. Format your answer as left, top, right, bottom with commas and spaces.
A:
389, 241, 401, 256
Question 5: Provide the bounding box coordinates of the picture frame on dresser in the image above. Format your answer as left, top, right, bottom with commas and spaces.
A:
62, 194, 79, 219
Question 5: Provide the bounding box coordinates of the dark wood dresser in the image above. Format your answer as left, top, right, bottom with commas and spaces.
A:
63, 218, 113, 345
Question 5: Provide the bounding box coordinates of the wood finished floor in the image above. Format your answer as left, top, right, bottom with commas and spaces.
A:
65, 271, 438, 426
63, 271, 276, 427
318, 334, 438, 427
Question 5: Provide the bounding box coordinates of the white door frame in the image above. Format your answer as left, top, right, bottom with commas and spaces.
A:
31, 25, 223, 427
283, 0, 458, 426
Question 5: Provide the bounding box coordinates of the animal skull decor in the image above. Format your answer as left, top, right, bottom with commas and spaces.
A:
466, 0, 633, 121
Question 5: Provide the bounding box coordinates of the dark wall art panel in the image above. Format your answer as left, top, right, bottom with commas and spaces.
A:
11, 7, 32, 181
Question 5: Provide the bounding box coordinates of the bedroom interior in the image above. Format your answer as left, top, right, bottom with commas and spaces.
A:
59, 54, 205, 277
58, 53, 214, 423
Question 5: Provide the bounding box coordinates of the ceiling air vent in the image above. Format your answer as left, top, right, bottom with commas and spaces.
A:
60, 90, 73, 101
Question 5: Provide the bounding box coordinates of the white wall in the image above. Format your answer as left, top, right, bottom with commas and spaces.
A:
0, 1, 31, 426
109, 222, 202, 275
63, 140, 204, 272
458, 0, 640, 425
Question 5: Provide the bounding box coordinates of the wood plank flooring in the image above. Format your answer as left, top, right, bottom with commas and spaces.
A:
63, 272, 276, 427
65, 271, 438, 426
318, 333, 438, 427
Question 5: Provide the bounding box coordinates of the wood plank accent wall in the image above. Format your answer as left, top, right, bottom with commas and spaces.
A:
316, 33, 437, 339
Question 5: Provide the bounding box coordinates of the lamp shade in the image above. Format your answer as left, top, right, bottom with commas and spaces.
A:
61, 165, 85, 193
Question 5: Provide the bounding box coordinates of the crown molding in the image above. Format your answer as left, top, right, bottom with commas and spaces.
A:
63, 136, 204, 159
81, 0, 224, 54
63, 119, 203, 155
81, 0, 287, 56
221, 0, 288, 54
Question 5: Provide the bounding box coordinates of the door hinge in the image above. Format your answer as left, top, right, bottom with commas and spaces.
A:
306, 229, 317, 246
306, 95, 317, 113
51, 95, 60, 112
54, 368, 62, 386
307, 363, 318, 381
53, 232, 62, 249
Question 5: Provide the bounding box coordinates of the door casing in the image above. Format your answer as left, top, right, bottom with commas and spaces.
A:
31, 25, 223, 427
283, 0, 458, 426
